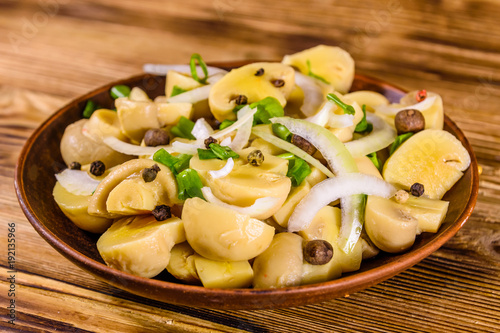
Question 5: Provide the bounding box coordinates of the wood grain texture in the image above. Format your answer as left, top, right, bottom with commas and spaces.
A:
0, 0, 499, 332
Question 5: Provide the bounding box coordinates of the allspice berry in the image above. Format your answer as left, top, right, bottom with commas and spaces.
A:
144, 128, 169, 147
204, 136, 217, 149
291, 134, 317, 155
410, 182, 425, 197
89, 160, 105, 176
69, 161, 82, 170
152, 205, 171, 221
394, 109, 425, 134
303, 240, 334, 265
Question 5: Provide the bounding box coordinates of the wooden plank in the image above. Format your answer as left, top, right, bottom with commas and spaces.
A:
1, 0, 499, 332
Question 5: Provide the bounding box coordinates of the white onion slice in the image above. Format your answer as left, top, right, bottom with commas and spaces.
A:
288, 173, 397, 232
251, 127, 334, 178
55, 169, 101, 196
345, 113, 397, 157
167, 84, 212, 104
171, 140, 204, 155
208, 157, 234, 179
103, 136, 172, 156
269, 117, 366, 253
375, 95, 436, 115
191, 118, 214, 140
143, 64, 228, 77
229, 107, 257, 151
220, 137, 232, 146
328, 113, 354, 128
294, 72, 324, 116
270, 117, 357, 175
210, 106, 255, 140
201, 186, 280, 219
306, 100, 335, 127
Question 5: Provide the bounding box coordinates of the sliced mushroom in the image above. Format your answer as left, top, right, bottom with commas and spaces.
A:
208, 62, 295, 122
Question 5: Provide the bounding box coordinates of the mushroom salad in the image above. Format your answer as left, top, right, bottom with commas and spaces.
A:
53, 45, 471, 289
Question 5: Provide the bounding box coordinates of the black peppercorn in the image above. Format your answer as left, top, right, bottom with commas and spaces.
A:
234, 94, 248, 105
247, 149, 264, 166
291, 134, 317, 155
204, 136, 217, 149
255, 68, 264, 76
271, 79, 285, 87
303, 240, 334, 265
89, 160, 105, 176
69, 161, 81, 170
142, 164, 161, 183
410, 182, 425, 197
152, 205, 171, 221
394, 109, 425, 134
144, 128, 169, 147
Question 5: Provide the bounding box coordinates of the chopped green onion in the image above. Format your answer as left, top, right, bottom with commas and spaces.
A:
110, 85, 131, 99
232, 104, 245, 114
286, 156, 311, 186
171, 116, 196, 140
306, 59, 330, 84
82, 100, 100, 119
153, 149, 197, 200
198, 143, 239, 160
272, 123, 292, 142
250, 97, 285, 125
197, 148, 217, 160
176, 168, 205, 200
366, 152, 381, 171
276, 152, 295, 160
170, 85, 187, 97
389, 132, 414, 155
153, 149, 192, 175
189, 53, 209, 84
327, 93, 355, 115
219, 119, 235, 130
354, 105, 373, 133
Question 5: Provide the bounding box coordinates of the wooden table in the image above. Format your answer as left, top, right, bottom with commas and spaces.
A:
1, 1, 499, 332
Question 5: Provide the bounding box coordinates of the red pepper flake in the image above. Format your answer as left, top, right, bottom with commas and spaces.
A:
416, 89, 427, 102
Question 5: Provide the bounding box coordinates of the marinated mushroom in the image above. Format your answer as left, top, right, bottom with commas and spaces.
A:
97, 214, 185, 278
208, 62, 295, 122
60, 119, 132, 168
88, 159, 180, 218
182, 197, 275, 262
252, 232, 303, 289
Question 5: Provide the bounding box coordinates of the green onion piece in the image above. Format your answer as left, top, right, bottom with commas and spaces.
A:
170, 85, 187, 97
354, 105, 373, 133
276, 152, 295, 160
173, 154, 193, 174
197, 143, 239, 160
110, 85, 131, 99
306, 59, 330, 84
189, 53, 209, 84
153, 149, 192, 175
250, 97, 285, 125
327, 93, 355, 115
197, 148, 217, 160
389, 132, 414, 155
219, 119, 235, 130
287, 157, 312, 187
176, 168, 205, 200
232, 104, 245, 114
366, 152, 381, 171
171, 116, 196, 140
272, 123, 292, 142
82, 100, 100, 119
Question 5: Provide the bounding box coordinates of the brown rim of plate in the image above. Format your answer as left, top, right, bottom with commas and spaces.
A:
14, 69, 479, 310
